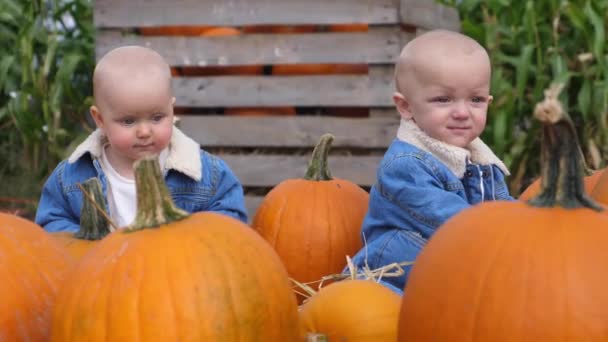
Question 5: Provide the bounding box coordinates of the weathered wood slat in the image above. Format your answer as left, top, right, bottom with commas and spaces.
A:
172, 70, 394, 107
245, 195, 264, 222
222, 154, 382, 187
95, 0, 399, 27
400, 0, 460, 31
96, 28, 402, 65
176, 116, 399, 148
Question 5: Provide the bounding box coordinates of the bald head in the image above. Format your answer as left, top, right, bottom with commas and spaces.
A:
93, 46, 172, 110
395, 30, 490, 93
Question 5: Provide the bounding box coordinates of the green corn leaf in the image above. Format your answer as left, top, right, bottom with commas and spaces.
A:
583, 2, 605, 68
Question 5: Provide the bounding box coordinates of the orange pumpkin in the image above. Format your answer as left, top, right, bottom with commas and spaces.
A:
327, 23, 369, 32
51, 158, 299, 341
180, 27, 264, 76
299, 280, 401, 341
224, 106, 297, 116
272, 63, 367, 75
138, 25, 211, 36
51, 178, 111, 259
252, 134, 369, 302
398, 86, 608, 341
519, 168, 603, 200
0, 213, 73, 341
589, 168, 608, 205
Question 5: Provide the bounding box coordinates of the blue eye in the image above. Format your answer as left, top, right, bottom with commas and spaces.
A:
472, 96, 486, 103
431, 96, 450, 103
121, 118, 135, 125
152, 114, 165, 122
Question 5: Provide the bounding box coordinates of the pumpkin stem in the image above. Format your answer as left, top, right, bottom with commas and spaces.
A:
528, 84, 603, 211
306, 333, 329, 342
125, 157, 189, 232
304, 133, 334, 181
76, 178, 111, 240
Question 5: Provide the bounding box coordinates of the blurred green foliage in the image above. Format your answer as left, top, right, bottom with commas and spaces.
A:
442, 0, 608, 194
0, 0, 94, 212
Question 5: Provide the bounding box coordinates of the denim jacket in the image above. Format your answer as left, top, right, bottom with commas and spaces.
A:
349, 119, 514, 293
36, 127, 248, 232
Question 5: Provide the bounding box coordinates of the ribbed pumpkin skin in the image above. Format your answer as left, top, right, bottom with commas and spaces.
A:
0, 213, 73, 341
51, 213, 299, 341
399, 201, 608, 341
51, 232, 98, 259
300, 280, 401, 341
590, 169, 608, 205
252, 178, 369, 288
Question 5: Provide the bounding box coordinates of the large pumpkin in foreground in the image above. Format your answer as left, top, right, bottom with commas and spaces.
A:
252, 134, 369, 300
399, 86, 608, 341
52, 158, 299, 341
0, 213, 73, 341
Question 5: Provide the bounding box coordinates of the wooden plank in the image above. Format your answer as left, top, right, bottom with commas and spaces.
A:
245, 195, 264, 222
96, 28, 401, 66
176, 116, 399, 148
95, 0, 399, 27
400, 0, 460, 31
370, 108, 399, 118
222, 154, 382, 187
172, 70, 395, 107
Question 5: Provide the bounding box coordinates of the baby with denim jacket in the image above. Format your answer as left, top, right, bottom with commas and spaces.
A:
36, 46, 247, 232
349, 30, 514, 293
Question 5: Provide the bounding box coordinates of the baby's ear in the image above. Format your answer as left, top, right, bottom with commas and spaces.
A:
89, 105, 104, 129
488, 95, 494, 105
393, 92, 413, 120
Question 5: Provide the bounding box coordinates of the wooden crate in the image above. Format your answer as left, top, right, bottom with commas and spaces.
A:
94, 0, 460, 220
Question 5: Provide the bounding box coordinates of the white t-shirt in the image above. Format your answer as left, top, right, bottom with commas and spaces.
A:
99, 147, 169, 228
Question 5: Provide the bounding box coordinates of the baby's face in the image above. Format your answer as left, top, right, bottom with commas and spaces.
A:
397, 51, 492, 148
95, 75, 174, 170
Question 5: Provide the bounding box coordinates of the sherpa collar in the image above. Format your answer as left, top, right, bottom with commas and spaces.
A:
68, 126, 203, 181
396, 118, 510, 178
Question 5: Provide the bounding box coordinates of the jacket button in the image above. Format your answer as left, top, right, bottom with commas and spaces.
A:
482, 170, 490, 178
465, 170, 474, 177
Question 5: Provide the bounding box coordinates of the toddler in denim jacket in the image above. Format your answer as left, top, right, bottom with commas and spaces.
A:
36, 46, 247, 232
349, 30, 514, 293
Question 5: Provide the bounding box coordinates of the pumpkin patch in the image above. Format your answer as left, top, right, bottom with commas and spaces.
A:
51, 158, 300, 341
398, 85, 608, 341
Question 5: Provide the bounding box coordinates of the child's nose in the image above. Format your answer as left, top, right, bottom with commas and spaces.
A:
451, 101, 471, 119
136, 123, 152, 137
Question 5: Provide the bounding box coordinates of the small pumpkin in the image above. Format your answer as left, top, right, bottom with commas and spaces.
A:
519, 167, 603, 201
0, 213, 73, 341
398, 85, 608, 341
252, 134, 369, 302
299, 279, 401, 342
224, 106, 297, 116
180, 27, 264, 76
51, 177, 111, 259
51, 158, 299, 341
138, 25, 211, 36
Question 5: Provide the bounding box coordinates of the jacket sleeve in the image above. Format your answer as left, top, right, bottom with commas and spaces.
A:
35, 161, 80, 233
378, 156, 471, 236
206, 157, 249, 224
